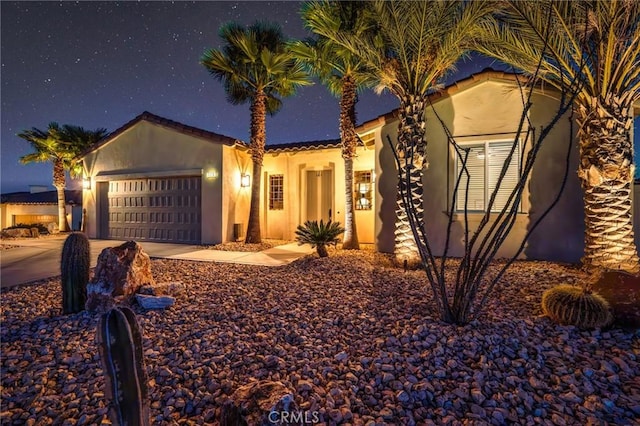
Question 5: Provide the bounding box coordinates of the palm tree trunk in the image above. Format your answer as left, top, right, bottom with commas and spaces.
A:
245, 90, 267, 244
394, 94, 426, 264
340, 75, 359, 250
577, 100, 639, 273
53, 159, 67, 232
317, 244, 328, 258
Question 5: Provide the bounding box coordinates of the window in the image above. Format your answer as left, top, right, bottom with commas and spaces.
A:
455, 140, 521, 212
354, 170, 373, 210
269, 174, 284, 210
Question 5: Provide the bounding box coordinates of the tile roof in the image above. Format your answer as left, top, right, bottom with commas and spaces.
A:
1, 190, 83, 205
265, 139, 343, 153
79, 111, 246, 158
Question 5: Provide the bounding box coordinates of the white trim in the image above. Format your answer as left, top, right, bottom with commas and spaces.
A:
94, 169, 203, 181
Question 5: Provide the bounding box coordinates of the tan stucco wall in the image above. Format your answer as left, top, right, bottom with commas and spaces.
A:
82, 120, 226, 244
375, 78, 582, 262
221, 145, 252, 242
262, 145, 376, 242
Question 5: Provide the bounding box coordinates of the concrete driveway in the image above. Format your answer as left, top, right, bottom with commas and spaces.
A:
0, 236, 313, 289
0, 236, 201, 289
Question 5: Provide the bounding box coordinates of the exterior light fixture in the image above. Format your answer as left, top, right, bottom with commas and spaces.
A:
82, 178, 91, 190
240, 173, 251, 188
205, 169, 219, 180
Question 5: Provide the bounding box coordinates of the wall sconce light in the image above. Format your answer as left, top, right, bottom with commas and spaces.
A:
205, 169, 219, 180
240, 173, 251, 187
82, 178, 91, 190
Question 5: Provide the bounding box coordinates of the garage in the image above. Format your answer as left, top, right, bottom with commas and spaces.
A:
104, 176, 201, 243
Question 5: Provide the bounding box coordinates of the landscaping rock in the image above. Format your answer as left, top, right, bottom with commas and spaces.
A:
1, 228, 32, 238
85, 292, 115, 314
2, 252, 639, 425
87, 241, 155, 297
135, 294, 175, 310
592, 271, 640, 328
220, 381, 299, 426
138, 281, 185, 297
45, 222, 59, 234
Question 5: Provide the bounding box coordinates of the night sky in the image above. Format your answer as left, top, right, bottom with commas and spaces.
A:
1, 1, 511, 194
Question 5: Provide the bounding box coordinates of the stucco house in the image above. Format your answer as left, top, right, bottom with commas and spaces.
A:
80, 69, 620, 263
0, 187, 83, 231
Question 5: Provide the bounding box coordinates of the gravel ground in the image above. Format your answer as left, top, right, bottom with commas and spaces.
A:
201, 239, 291, 252
1, 250, 639, 425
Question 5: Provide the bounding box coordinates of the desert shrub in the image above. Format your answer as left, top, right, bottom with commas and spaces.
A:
541, 284, 612, 329
295, 219, 345, 258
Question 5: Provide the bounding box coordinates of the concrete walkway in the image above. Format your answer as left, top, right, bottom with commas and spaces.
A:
0, 236, 314, 289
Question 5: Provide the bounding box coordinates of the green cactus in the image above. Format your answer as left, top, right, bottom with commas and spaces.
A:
295, 219, 345, 258
61, 231, 90, 314
97, 306, 150, 426
541, 284, 613, 329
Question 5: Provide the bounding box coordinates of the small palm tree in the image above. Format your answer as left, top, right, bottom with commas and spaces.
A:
201, 22, 312, 244
18, 123, 107, 231
295, 1, 377, 250
296, 219, 345, 258
304, 0, 496, 263
477, 0, 640, 272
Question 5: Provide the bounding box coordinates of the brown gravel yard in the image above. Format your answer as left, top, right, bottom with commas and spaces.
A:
202, 239, 291, 252
1, 249, 639, 425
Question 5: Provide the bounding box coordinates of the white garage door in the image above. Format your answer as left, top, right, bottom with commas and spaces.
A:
105, 176, 201, 243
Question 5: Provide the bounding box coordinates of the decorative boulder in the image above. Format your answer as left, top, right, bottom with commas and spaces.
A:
46, 222, 59, 234
85, 293, 116, 314
135, 294, 175, 310
87, 241, 155, 297
138, 281, 185, 297
1, 228, 32, 238
592, 271, 640, 328
220, 381, 301, 426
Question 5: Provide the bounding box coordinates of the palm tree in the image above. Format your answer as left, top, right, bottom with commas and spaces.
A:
201, 22, 312, 244
295, 1, 377, 250
303, 0, 496, 263
477, 0, 640, 272
18, 123, 107, 231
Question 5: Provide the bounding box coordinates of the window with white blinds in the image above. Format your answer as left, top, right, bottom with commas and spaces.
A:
455, 140, 521, 212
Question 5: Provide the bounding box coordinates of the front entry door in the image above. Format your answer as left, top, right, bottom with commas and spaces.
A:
306, 170, 333, 222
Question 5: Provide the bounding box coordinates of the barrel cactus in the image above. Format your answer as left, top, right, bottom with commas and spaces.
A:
96, 306, 150, 426
61, 231, 90, 314
541, 284, 612, 329
295, 219, 345, 258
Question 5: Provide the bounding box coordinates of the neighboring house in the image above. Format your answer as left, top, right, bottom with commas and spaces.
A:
81, 69, 635, 263
0, 188, 83, 231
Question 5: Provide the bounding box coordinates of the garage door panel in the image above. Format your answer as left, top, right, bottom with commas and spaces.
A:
104, 176, 201, 244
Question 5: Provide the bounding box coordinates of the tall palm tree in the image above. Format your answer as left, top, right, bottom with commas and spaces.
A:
295, 1, 377, 250
201, 22, 312, 244
18, 123, 107, 231
303, 0, 496, 263
477, 0, 640, 272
